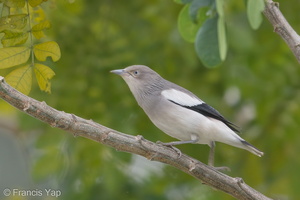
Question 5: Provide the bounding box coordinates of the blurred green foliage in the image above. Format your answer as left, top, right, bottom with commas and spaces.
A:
176, 0, 264, 67
1, 0, 300, 199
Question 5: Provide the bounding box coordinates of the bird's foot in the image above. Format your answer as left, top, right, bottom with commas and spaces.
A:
156, 141, 182, 158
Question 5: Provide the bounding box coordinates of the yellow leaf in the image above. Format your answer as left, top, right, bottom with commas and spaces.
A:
32, 5, 46, 23
0, 47, 31, 69
34, 63, 55, 93
2, 31, 29, 47
33, 41, 61, 62
28, 0, 44, 7
4, 0, 25, 8
5, 65, 32, 95
1, 4, 10, 17
0, 14, 27, 32
32, 20, 51, 39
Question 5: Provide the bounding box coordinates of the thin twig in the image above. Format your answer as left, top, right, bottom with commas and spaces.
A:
263, 0, 300, 63
0, 76, 272, 200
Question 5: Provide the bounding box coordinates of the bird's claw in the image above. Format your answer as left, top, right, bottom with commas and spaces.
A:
156, 141, 182, 158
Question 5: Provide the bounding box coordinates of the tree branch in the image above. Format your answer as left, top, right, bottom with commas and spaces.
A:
0, 76, 272, 200
263, 0, 300, 63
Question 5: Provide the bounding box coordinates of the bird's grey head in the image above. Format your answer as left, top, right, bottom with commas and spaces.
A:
111, 65, 165, 106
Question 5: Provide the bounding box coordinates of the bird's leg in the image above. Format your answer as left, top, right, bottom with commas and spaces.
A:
208, 141, 230, 172
157, 139, 198, 158
208, 141, 215, 167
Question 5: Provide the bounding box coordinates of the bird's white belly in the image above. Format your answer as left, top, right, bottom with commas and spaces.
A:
148, 103, 215, 145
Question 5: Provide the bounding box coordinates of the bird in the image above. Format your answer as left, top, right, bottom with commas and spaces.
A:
111, 65, 263, 169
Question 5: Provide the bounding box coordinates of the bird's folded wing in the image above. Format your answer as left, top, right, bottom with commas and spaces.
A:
161, 89, 240, 133
161, 89, 204, 106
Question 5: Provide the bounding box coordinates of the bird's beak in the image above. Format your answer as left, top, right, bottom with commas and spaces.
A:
110, 69, 126, 76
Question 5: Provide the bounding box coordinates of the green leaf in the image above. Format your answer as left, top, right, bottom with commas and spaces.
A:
216, 0, 224, 17
0, 47, 31, 69
178, 4, 208, 43
195, 16, 222, 68
1, 31, 28, 47
4, 0, 25, 8
189, 0, 211, 22
5, 64, 32, 95
0, 14, 27, 32
247, 0, 265, 30
32, 20, 51, 39
29, 0, 44, 7
34, 63, 55, 93
217, 17, 227, 61
216, 0, 226, 60
33, 41, 61, 62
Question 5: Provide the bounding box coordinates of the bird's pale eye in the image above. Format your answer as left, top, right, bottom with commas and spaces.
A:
132, 70, 139, 76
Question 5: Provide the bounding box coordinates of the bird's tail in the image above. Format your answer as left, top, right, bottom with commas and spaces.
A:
241, 140, 264, 157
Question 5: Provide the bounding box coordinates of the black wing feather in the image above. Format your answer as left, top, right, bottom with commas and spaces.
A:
169, 100, 240, 133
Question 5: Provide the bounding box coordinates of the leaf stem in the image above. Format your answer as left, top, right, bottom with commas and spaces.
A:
26, 0, 35, 67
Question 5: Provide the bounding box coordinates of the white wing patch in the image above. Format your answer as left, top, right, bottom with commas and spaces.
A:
161, 89, 203, 106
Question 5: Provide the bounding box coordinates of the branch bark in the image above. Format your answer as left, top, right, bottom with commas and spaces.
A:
263, 0, 300, 63
0, 76, 272, 200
